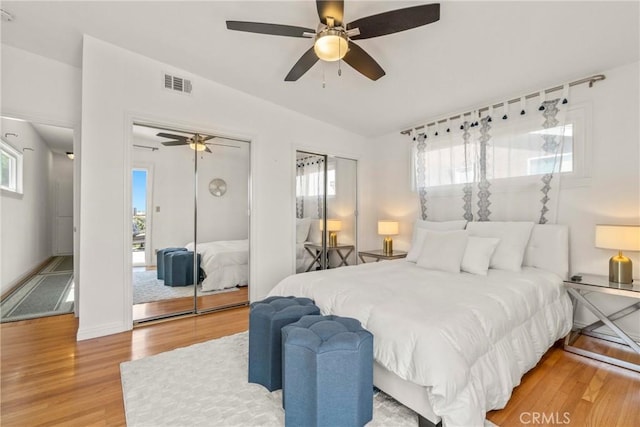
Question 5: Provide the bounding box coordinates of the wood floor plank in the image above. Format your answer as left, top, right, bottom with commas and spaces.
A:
2, 310, 639, 426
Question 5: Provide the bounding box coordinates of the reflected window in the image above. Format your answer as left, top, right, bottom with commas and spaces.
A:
1, 139, 23, 194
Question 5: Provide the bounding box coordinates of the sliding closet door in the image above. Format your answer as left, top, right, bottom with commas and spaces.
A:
325, 157, 358, 267
295, 151, 328, 273
131, 123, 196, 323
195, 139, 250, 313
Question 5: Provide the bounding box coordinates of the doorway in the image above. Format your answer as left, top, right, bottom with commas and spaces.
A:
0, 116, 76, 322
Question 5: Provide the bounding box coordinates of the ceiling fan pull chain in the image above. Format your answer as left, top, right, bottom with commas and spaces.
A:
322, 64, 326, 88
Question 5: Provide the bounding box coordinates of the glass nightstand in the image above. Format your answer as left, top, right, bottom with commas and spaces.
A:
358, 249, 408, 263
563, 273, 640, 372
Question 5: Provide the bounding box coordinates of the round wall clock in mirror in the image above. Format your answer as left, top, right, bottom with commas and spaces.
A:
209, 178, 227, 197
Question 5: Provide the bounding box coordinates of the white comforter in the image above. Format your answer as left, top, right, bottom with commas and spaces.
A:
269, 260, 572, 427
185, 240, 248, 291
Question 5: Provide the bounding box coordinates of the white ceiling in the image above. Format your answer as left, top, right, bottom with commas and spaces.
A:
30, 122, 74, 154
2, 1, 638, 137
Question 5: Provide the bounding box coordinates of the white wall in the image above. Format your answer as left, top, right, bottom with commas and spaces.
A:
369, 61, 640, 337
132, 138, 250, 258
0, 119, 53, 292
79, 36, 369, 340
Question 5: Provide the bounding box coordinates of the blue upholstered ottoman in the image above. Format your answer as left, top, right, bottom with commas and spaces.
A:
282, 315, 373, 427
156, 247, 187, 280
163, 251, 200, 287
248, 296, 320, 391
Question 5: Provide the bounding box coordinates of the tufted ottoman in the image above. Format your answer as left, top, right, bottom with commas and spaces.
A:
282, 315, 373, 427
248, 296, 320, 391
156, 247, 187, 280
163, 251, 200, 287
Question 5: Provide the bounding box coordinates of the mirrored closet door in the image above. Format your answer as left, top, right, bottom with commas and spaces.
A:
295, 151, 357, 274
131, 123, 250, 323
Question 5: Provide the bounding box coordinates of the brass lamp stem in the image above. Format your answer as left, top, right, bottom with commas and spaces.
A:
383, 236, 393, 255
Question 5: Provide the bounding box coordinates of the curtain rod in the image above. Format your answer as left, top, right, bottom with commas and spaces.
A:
399, 73, 606, 135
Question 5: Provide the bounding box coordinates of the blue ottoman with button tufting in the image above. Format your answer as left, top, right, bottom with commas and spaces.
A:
248, 296, 320, 391
282, 315, 373, 427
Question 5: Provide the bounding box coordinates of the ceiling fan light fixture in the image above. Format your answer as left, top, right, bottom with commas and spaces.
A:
314, 29, 348, 62
189, 142, 207, 151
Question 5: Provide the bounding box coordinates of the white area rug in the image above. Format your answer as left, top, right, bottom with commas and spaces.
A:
132, 270, 238, 305
121, 332, 498, 427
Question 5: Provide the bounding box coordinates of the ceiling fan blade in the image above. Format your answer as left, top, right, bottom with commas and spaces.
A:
200, 135, 216, 142
157, 132, 189, 141
206, 142, 241, 149
285, 47, 320, 81
161, 140, 188, 146
226, 21, 314, 38
316, 0, 344, 26
204, 146, 212, 153
342, 42, 385, 81
347, 3, 440, 40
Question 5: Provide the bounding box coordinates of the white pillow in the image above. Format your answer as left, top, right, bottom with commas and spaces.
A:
466, 221, 534, 272
406, 220, 468, 262
295, 218, 311, 243
461, 237, 501, 275
416, 230, 468, 273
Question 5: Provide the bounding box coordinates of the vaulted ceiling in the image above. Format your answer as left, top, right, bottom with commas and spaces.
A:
2, 1, 638, 136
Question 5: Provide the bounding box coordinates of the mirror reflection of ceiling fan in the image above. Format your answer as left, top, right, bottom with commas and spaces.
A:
226, 0, 440, 81
157, 132, 241, 152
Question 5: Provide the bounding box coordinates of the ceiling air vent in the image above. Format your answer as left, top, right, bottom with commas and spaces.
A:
163, 73, 192, 94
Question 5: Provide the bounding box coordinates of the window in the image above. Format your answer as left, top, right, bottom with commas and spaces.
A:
412, 106, 585, 190
1, 139, 23, 194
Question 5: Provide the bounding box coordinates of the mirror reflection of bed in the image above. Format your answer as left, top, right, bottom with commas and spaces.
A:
130, 123, 250, 323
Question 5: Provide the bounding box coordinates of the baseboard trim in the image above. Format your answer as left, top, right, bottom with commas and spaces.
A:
76, 321, 131, 341
1, 256, 54, 301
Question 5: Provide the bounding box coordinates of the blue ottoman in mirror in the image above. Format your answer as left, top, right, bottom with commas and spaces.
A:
164, 251, 200, 287
156, 247, 187, 280
282, 315, 373, 427
248, 296, 320, 391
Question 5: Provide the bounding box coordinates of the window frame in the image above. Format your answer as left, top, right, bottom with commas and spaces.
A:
1, 138, 23, 195
411, 103, 591, 196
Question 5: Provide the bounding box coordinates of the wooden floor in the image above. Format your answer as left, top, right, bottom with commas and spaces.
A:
1, 311, 639, 427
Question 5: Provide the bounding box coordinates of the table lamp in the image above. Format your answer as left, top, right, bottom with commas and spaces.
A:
320, 219, 342, 247
378, 221, 399, 255
595, 224, 640, 284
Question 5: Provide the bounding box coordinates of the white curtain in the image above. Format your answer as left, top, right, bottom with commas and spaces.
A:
413, 97, 570, 223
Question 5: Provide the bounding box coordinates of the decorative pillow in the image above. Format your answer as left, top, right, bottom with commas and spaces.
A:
416, 230, 468, 273
466, 221, 535, 272
406, 220, 468, 262
296, 218, 311, 243
461, 237, 501, 275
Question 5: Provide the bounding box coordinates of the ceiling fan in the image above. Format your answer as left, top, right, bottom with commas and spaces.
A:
157, 132, 241, 152
226, 1, 440, 81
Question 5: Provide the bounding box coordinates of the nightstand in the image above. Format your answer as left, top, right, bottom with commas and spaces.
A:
563, 273, 640, 372
304, 243, 354, 272
358, 249, 408, 263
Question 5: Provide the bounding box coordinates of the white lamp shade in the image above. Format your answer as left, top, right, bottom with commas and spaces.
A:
378, 221, 399, 236
319, 219, 342, 232
595, 225, 640, 251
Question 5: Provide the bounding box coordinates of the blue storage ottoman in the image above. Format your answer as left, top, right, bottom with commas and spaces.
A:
248, 296, 320, 391
156, 247, 187, 280
164, 251, 200, 287
282, 315, 373, 427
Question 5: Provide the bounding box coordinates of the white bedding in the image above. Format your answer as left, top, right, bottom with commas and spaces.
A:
269, 260, 572, 427
185, 240, 248, 291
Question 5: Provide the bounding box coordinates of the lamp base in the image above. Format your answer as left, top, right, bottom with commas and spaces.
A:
383, 237, 393, 256
329, 232, 338, 247
609, 252, 633, 284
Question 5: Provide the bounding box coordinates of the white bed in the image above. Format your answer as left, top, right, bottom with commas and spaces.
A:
185, 240, 248, 292
269, 224, 573, 427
